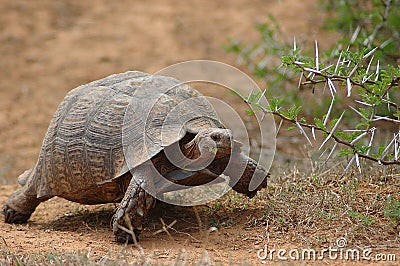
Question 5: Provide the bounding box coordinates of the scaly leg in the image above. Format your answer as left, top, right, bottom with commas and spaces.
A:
112, 162, 156, 243
206, 153, 269, 198
228, 154, 269, 198
2, 183, 49, 224
162, 153, 269, 198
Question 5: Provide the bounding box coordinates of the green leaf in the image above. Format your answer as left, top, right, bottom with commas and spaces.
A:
210, 147, 218, 154
338, 149, 354, 157
245, 109, 255, 116
314, 118, 326, 130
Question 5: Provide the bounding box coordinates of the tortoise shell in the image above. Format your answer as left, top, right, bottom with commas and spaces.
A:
21, 71, 224, 198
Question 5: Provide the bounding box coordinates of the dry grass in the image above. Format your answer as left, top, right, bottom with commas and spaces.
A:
1, 164, 399, 265
204, 163, 400, 252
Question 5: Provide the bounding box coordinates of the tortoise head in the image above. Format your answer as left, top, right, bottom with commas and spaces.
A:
183, 128, 233, 160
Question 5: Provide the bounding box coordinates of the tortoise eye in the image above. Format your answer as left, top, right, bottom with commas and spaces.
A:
211, 134, 220, 141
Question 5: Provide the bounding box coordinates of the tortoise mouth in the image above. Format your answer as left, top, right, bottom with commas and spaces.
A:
212, 146, 232, 158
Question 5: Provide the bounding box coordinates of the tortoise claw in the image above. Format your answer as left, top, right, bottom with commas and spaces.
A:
2, 204, 31, 224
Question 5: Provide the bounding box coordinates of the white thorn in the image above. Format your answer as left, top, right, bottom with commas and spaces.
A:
346, 78, 352, 97
311, 127, 316, 140
323, 98, 335, 126
296, 122, 313, 146
350, 131, 368, 145
354, 100, 374, 107
304, 67, 321, 74
334, 51, 343, 74
319, 111, 345, 150
344, 155, 356, 174
363, 47, 378, 59
324, 142, 338, 163
379, 134, 398, 160
320, 64, 334, 72
350, 26, 361, 43
366, 55, 374, 75
355, 153, 361, 173
380, 38, 393, 49
343, 129, 367, 132
315, 40, 319, 71
275, 119, 283, 137
375, 60, 380, 82
349, 63, 359, 77
366, 128, 375, 156
327, 78, 336, 98
373, 116, 400, 124
256, 89, 267, 105
298, 72, 303, 89
246, 88, 254, 102
394, 134, 398, 161
349, 105, 368, 120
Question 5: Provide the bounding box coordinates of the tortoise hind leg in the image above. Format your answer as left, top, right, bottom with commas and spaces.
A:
112, 162, 156, 243
2, 186, 48, 224
2, 168, 50, 224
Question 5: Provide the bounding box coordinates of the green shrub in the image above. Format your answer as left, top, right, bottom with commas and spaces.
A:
227, 0, 400, 169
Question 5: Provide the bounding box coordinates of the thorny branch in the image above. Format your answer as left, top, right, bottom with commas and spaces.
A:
253, 43, 400, 169
364, 0, 393, 47
230, 0, 399, 170
253, 104, 400, 166
293, 61, 400, 111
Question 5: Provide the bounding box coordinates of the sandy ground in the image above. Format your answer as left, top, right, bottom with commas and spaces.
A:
0, 0, 351, 264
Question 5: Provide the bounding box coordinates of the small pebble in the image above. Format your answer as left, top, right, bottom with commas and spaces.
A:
209, 226, 218, 232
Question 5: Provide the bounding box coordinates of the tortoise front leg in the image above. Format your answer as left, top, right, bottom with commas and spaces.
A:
206, 153, 269, 198
228, 154, 269, 198
112, 163, 155, 243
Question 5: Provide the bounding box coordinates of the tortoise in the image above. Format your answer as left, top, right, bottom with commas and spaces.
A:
2, 71, 268, 243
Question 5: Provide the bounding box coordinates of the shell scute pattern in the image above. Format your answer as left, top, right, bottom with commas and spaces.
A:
32, 73, 142, 197
16, 71, 226, 199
